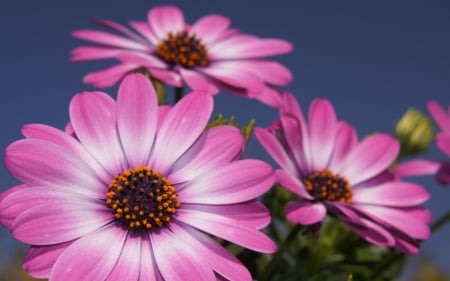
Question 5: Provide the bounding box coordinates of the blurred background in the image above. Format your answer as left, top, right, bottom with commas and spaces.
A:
0, 0, 449, 280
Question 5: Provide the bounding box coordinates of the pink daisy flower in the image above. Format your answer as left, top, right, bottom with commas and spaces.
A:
71, 5, 293, 107
255, 93, 431, 254
0, 74, 276, 280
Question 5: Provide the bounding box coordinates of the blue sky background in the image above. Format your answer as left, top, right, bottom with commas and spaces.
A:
0, 0, 449, 279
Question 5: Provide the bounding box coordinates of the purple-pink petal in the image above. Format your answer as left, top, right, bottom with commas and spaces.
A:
340, 134, 399, 186
83, 63, 139, 88
341, 216, 395, 247
72, 30, 150, 51
50, 225, 127, 281
148, 6, 185, 40
138, 235, 164, 281
179, 68, 219, 94
117, 74, 157, 167
276, 169, 313, 199
393, 159, 441, 178
71, 46, 124, 61
436, 132, 450, 157
104, 235, 141, 281
427, 100, 450, 135
178, 159, 274, 205
285, 200, 326, 225
328, 121, 358, 172
190, 14, 231, 44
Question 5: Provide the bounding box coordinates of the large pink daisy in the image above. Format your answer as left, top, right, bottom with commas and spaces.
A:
0, 74, 276, 280
255, 93, 431, 254
71, 5, 293, 107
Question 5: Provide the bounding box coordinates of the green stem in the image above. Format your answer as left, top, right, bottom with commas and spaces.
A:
174, 87, 183, 103
370, 209, 450, 280
259, 224, 303, 281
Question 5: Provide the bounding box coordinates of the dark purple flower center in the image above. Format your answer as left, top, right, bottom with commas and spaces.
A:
105, 166, 180, 231
302, 169, 353, 203
154, 31, 209, 69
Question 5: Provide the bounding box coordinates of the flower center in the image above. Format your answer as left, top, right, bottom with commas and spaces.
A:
302, 169, 352, 203
154, 31, 209, 69
105, 166, 180, 231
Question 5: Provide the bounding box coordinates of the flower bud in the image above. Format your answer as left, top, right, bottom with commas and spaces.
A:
395, 108, 435, 157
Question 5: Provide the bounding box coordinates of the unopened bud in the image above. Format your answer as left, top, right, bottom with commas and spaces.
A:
207, 114, 255, 143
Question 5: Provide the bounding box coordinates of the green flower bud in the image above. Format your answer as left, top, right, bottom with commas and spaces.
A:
207, 114, 255, 143
395, 108, 435, 157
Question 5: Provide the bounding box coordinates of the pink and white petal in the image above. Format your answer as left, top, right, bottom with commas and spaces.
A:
393, 159, 440, 178
341, 216, 395, 247
70, 91, 126, 175
209, 36, 292, 59
280, 92, 305, 120
12, 202, 111, 245
190, 15, 231, 44
83, 63, 139, 88
149, 92, 213, 173
151, 227, 216, 281
179, 68, 219, 94
276, 169, 313, 199
340, 134, 399, 186
72, 30, 150, 52
427, 100, 450, 134
169, 126, 244, 184
93, 18, 147, 44
436, 133, 450, 157
307, 99, 337, 169
5, 139, 105, 197
148, 6, 185, 40
327, 202, 365, 225
353, 204, 430, 239
254, 127, 298, 176
117, 74, 158, 167
250, 86, 283, 108
149, 68, 183, 87
116, 52, 168, 69
285, 200, 326, 225
0, 185, 28, 228
176, 208, 276, 253
50, 225, 127, 281
329, 121, 358, 172
157, 105, 171, 130
352, 171, 395, 189
170, 222, 253, 281
392, 231, 421, 254
21, 123, 110, 182
177, 201, 270, 231
280, 115, 312, 174
138, 235, 164, 281
402, 207, 432, 223
129, 20, 159, 45
201, 63, 264, 94
23, 241, 73, 279
105, 235, 141, 281
70, 46, 124, 61
178, 159, 274, 205
352, 182, 429, 207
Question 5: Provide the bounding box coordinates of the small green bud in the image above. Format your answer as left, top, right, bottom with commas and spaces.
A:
207, 114, 255, 143
395, 108, 435, 157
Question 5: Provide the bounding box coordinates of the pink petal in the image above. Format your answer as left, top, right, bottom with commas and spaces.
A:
285, 200, 326, 225
50, 225, 127, 281
105, 235, 141, 281
352, 182, 429, 207
393, 159, 440, 177
280, 92, 305, 119
179, 68, 219, 94
83, 63, 139, 88
148, 92, 213, 173
168, 126, 244, 183
427, 100, 450, 134
254, 127, 298, 176
71, 46, 124, 61
148, 6, 185, 40
157, 105, 171, 130
151, 227, 216, 280
117, 74, 158, 167
190, 15, 231, 44
177, 207, 276, 253
170, 222, 253, 281
392, 230, 421, 254
93, 18, 147, 44
209, 35, 292, 59
139, 235, 164, 281
340, 134, 399, 186
250, 86, 283, 108
436, 133, 450, 157
0, 184, 28, 228
353, 204, 431, 239
70, 91, 126, 175
5, 139, 105, 198
72, 30, 150, 51
129, 20, 159, 45
148, 68, 183, 87
276, 169, 313, 200
23, 241, 73, 279
116, 52, 168, 68
341, 216, 395, 247
329, 121, 358, 172
178, 159, 274, 204
308, 99, 337, 169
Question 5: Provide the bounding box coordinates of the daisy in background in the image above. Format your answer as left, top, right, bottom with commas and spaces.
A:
0, 74, 276, 281
71, 5, 293, 107
255, 93, 431, 254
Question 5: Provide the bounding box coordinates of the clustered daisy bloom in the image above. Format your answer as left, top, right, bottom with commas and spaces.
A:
71, 5, 293, 107
0, 74, 276, 280
255, 93, 431, 254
